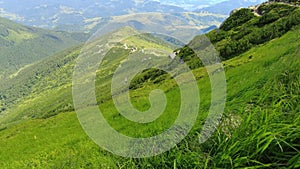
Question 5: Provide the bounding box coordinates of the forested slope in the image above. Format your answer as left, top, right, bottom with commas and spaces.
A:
0, 17, 88, 78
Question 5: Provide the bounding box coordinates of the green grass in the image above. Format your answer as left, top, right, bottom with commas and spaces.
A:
0, 23, 299, 168
1, 3, 300, 166
0, 112, 120, 168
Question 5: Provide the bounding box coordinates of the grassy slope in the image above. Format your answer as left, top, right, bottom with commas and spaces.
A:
0, 17, 88, 78
0, 22, 299, 168
0, 31, 178, 124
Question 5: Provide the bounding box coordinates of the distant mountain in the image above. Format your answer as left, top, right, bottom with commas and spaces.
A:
0, 0, 228, 32
198, 0, 267, 15
89, 12, 226, 41
0, 17, 87, 78
0, 0, 183, 31
0, 0, 227, 15
158, 0, 228, 10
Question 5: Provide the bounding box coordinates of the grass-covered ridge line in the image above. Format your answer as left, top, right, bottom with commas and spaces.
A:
0, 22, 299, 168
0, 1, 299, 168
0, 31, 179, 125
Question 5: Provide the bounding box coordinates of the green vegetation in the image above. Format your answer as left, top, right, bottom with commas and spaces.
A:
1, 27, 299, 168
177, 1, 300, 70
0, 47, 80, 116
0, 17, 88, 78
206, 2, 300, 60
221, 8, 256, 31
0, 2, 299, 168
269, 0, 300, 5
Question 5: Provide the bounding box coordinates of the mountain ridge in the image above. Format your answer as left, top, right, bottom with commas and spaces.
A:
0, 0, 259, 32
0, 16, 88, 78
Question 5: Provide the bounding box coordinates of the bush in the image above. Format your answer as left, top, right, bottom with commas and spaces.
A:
220, 9, 255, 31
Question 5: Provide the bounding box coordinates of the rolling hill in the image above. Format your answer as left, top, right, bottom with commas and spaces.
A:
0, 0, 227, 32
89, 12, 226, 42
0, 17, 88, 79
0, 0, 299, 168
0, 0, 272, 33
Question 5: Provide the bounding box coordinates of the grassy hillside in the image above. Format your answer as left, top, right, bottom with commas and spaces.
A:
0, 29, 178, 124
0, 2, 299, 168
0, 25, 299, 168
0, 17, 88, 78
